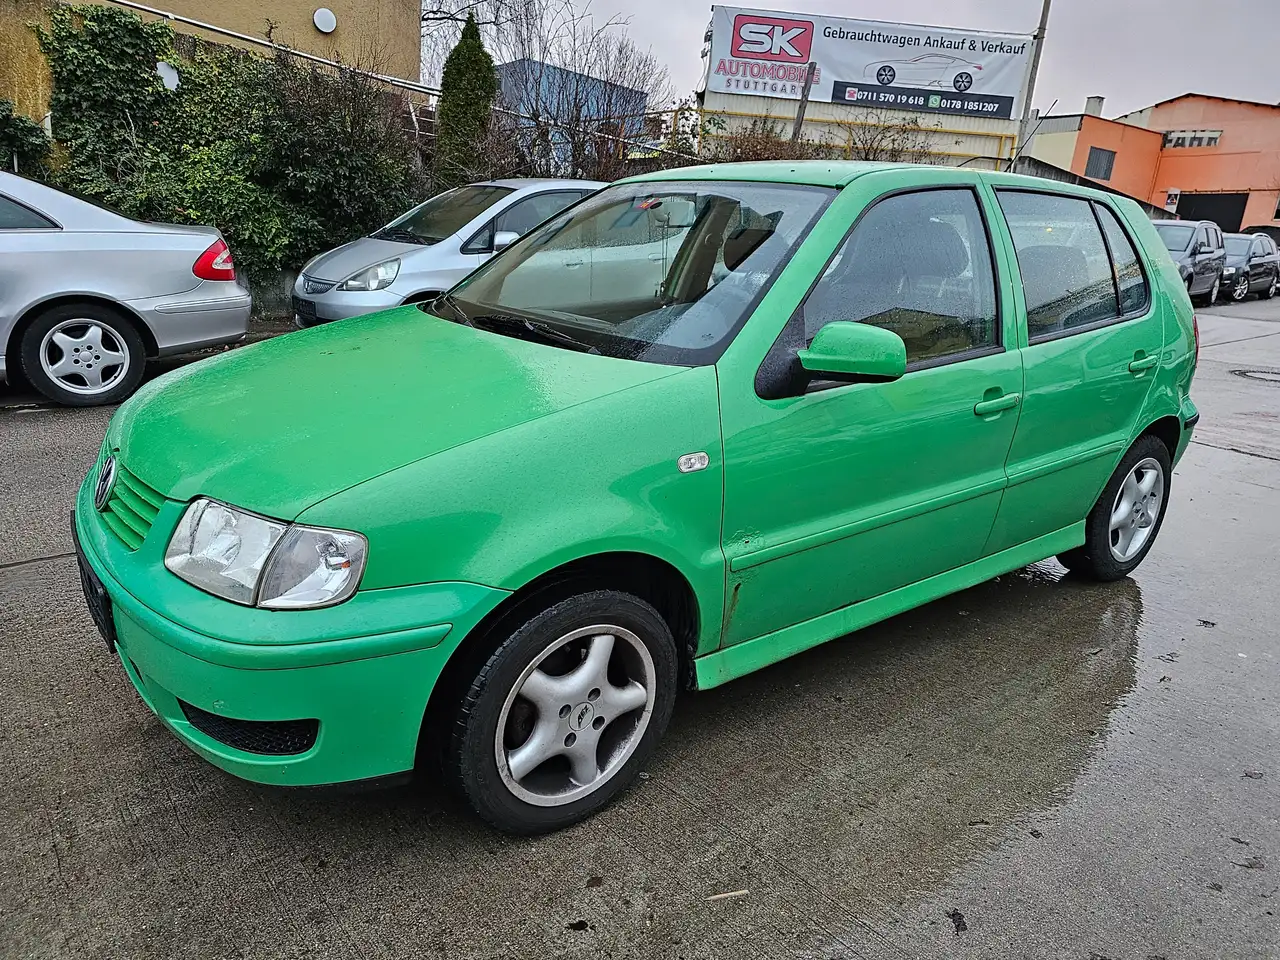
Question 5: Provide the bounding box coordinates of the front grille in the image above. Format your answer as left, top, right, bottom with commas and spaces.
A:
302, 275, 334, 295
179, 700, 319, 756
100, 462, 165, 551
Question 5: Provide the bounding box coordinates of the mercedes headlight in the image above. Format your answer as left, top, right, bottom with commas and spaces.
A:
165, 499, 366, 609
338, 259, 400, 291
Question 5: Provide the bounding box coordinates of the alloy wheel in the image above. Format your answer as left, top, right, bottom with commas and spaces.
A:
495, 624, 655, 807
1232, 275, 1250, 301
954, 72, 973, 92
877, 66, 896, 85
38, 319, 130, 396
1109, 456, 1164, 562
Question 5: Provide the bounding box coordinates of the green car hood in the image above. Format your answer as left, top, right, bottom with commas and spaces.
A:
111, 307, 679, 519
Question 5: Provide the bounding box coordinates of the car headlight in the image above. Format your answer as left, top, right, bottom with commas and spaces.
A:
338, 259, 400, 291
1222, 266, 1236, 275
164, 499, 366, 609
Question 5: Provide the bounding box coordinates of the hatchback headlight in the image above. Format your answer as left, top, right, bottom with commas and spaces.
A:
339, 259, 400, 291
165, 499, 366, 609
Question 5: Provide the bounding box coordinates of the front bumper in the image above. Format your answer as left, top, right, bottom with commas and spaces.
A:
74, 467, 509, 786
292, 279, 403, 326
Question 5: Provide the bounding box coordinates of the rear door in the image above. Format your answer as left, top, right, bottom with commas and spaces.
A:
1192, 224, 1215, 293
983, 187, 1165, 553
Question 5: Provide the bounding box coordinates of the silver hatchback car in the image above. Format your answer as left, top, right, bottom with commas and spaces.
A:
0, 172, 251, 406
292, 178, 603, 325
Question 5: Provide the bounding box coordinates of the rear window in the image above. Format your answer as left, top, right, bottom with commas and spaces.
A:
1154, 222, 1195, 252
0, 194, 56, 229
997, 191, 1119, 340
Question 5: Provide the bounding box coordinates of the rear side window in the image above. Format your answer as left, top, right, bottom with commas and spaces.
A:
997, 191, 1118, 340
802, 188, 999, 366
0, 194, 56, 229
495, 191, 583, 237
1096, 205, 1149, 316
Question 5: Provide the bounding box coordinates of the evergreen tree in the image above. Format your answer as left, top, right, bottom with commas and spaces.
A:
434, 14, 497, 189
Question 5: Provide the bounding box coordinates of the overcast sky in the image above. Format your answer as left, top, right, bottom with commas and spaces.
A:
591, 0, 1280, 116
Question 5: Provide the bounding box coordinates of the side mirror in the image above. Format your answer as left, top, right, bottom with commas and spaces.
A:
493, 230, 520, 252
797, 322, 907, 384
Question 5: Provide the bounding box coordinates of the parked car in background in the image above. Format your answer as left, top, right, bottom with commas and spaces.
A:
1220, 232, 1280, 302
1242, 225, 1280, 246
292, 178, 604, 326
76, 163, 1197, 834
0, 172, 250, 406
1153, 218, 1226, 305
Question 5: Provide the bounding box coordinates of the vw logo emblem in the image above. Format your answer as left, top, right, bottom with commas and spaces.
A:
94, 456, 117, 512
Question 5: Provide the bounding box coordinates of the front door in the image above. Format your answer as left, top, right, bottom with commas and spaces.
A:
983, 187, 1166, 553
719, 178, 1023, 646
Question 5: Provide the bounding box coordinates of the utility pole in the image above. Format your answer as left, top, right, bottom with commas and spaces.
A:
791, 61, 817, 142
1012, 0, 1052, 171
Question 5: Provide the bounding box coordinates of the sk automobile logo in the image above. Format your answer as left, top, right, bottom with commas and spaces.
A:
730, 14, 814, 63
94, 455, 117, 513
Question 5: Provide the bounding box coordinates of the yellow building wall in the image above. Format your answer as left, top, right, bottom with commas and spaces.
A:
1, 0, 421, 124
0, 0, 53, 121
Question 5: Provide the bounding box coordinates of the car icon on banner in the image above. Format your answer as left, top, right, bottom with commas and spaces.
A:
865, 54, 983, 92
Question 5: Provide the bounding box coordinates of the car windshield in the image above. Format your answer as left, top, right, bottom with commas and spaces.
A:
372, 184, 514, 244
426, 180, 834, 365
1154, 222, 1195, 252
1225, 237, 1252, 256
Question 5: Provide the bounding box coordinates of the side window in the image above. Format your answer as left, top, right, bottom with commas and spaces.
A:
1252, 238, 1267, 258
0, 195, 56, 229
802, 189, 999, 366
1194, 225, 1210, 251
495, 192, 582, 237
1211, 226, 1223, 250
1096, 205, 1149, 315
997, 190, 1118, 341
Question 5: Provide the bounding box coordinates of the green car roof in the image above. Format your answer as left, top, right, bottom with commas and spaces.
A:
620, 160, 920, 188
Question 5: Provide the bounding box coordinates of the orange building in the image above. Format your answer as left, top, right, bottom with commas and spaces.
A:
1028, 93, 1280, 232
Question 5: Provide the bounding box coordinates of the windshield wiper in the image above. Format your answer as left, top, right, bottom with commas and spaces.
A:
471, 313, 597, 353
428, 291, 469, 323
371, 227, 435, 245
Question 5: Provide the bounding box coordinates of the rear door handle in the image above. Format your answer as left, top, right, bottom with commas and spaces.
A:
1129, 354, 1159, 373
974, 393, 1020, 416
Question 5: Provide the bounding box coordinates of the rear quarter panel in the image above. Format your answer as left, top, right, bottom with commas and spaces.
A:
2, 230, 206, 326
1119, 201, 1197, 451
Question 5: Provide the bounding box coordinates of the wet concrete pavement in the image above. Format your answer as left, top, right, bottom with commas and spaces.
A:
2, 303, 1278, 959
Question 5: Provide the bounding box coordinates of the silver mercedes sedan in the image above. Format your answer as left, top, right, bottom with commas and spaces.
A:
0, 172, 251, 406
292, 178, 603, 326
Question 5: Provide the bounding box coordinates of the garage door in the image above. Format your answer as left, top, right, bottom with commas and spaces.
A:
1176, 193, 1249, 232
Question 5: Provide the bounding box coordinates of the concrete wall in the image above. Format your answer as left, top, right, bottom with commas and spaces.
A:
702, 90, 1019, 166
1027, 129, 1079, 170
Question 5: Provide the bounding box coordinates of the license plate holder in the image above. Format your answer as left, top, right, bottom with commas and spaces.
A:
293, 296, 317, 323
71, 513, 117, 650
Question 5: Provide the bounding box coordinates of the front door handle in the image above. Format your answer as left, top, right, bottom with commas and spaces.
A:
974, 393, 1020, 416
1129, 354, 1159, 373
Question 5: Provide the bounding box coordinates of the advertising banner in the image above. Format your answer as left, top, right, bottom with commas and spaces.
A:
707, 5, 1033, 121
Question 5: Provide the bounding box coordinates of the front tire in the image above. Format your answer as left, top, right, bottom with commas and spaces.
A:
1057, 435, 1172, 581
19, 303, 146, 406
1229, 273, 1251, 302
447, 590, 678, 834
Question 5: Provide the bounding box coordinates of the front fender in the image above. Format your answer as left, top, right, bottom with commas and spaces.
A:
298, 366, 727, 653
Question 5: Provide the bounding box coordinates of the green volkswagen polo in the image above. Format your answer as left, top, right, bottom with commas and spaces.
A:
74, 162, 1198, 833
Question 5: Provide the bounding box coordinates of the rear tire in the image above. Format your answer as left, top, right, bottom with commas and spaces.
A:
1263, 274, 1278, 300
1194, 275, 1221, 306
19, 303, 146, 406
447, 590, 678, 834
1056, 435, 1172, 581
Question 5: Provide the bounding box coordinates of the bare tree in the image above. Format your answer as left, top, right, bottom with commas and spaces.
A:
489, 0, 675, 180
840, 110, 937, 162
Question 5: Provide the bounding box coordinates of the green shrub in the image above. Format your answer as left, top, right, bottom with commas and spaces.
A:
434, 13, 497, 190
35, 5, 426, 284
0, 98, 51, 175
